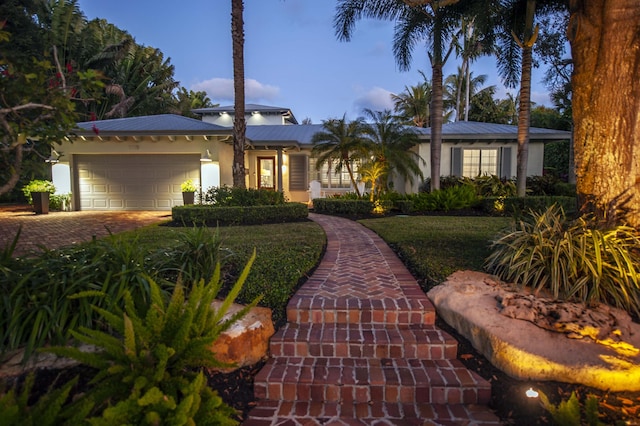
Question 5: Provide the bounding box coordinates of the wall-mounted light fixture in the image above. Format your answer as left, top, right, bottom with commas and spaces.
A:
45, 149, 61, 163
200, 149, 213, 162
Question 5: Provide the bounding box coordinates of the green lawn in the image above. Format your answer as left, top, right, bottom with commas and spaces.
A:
359, 215, 512, 290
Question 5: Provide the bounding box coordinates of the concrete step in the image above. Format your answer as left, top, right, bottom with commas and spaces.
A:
244, 400, 501, 425
254, 357, 491, 405
286, 295, 436, 325
269, 323, 458, 360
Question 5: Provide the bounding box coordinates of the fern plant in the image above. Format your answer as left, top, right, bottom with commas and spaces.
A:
45, 251, 260, 425
0, 373, 84, 426
538, 390, 603, 426
485, 205, 640, 315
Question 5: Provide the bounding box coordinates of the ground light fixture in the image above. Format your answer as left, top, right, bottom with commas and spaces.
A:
526, 387, 539, 398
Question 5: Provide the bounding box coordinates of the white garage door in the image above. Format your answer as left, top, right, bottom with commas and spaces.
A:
76, 154, 200, 211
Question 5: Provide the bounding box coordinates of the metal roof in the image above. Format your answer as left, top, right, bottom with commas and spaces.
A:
73, 114, 230, 136
245, 124, 324, 148
70, 115, 570, 145
413, 121, 571, 140
192, 104, 299, 125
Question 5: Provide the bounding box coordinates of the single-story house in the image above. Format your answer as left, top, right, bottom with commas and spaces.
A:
50, 104, 570, 211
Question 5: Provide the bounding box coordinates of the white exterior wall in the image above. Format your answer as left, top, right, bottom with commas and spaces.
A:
201, 112, 287, 127
53, 136, 230, 209
417, 141, 546, 184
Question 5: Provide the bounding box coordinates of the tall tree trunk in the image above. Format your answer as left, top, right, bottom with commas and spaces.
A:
429, 11, 444, 192
464, 55, 471, 121
515, 0, 536, 197
430, 63, 443, 191
231, 0, 246, 188
568, 0, 640, 226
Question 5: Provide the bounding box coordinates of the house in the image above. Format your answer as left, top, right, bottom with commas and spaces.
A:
51, 105, 570, 211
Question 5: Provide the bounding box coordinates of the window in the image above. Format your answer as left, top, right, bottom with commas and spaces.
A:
309, 158, 356, 189
452, 147, 511, 178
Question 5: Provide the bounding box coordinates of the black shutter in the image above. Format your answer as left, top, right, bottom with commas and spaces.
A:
501, 147, 512, 178
451, 147, 462, 176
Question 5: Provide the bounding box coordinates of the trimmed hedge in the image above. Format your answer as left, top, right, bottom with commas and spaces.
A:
312, 198, 374, 216
172, 202, 308, 225
482, 196, 578, 217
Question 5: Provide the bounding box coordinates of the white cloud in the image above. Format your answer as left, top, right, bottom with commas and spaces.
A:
190, 78, 280, 103
353, 86, 395, 114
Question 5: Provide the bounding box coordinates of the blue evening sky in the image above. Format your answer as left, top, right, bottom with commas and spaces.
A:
77, 0, 552, 123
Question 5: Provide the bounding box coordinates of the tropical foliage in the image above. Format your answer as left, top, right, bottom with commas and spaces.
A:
311, 115, 369, 197
485, 205, 640, 315
45, 261, 254, 424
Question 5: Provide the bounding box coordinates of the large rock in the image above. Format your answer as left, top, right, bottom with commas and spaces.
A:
427, 270, 640, 391
210, 301, 275, 371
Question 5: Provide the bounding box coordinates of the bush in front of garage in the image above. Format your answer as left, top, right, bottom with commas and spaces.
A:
172, 203, 309, 225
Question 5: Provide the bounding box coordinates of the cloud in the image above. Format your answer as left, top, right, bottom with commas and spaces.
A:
191, 78, 280, 103
353, 86, 395, 114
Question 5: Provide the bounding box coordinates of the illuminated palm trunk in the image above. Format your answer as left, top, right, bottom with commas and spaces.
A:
569, 0, 640, 226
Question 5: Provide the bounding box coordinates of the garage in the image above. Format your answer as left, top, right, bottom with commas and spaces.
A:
75, 154, 200, 210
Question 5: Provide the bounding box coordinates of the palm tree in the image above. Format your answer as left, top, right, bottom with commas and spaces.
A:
334, 0, 488, 191
493, 0, 562, 196
359, 161, 386, 202
444, 68, 489, 121
361, 109, 424, 193
231, 0, 246, 188
311, 115, 369, 197
391, 70, 431, 127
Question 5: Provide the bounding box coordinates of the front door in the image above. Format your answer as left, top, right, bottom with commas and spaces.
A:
258, 157, 275, 190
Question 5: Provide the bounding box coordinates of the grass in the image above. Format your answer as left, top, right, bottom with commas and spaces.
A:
106, 221, 327, 326
359, 216, 512, 290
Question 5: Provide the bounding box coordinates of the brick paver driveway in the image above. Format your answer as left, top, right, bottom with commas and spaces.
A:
0, 205, 171, 257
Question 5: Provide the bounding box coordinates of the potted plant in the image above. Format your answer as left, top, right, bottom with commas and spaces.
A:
22, 179, 56, 214
181, 179, 197, 205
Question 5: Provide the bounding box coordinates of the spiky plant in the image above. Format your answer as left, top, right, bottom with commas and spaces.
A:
45, 251, 260, 425
485, 205, 640, 315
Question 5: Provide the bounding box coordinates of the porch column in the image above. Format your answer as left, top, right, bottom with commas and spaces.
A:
277, 147, 283, 192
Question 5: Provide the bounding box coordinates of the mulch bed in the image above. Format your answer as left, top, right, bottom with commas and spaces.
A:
3, 317, 639, 424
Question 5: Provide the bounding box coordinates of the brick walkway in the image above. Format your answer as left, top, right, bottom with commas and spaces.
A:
245, 213, 500, 425
0, 205, 170, 257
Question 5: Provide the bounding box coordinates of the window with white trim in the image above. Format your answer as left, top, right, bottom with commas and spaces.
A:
308, 158, 357, 189
452, 147, 511, 178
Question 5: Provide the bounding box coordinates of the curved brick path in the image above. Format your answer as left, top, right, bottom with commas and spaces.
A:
245, 213, 500, 425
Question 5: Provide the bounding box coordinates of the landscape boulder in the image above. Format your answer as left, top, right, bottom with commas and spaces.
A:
210, 301, 275, 371
427, 270, 640, 391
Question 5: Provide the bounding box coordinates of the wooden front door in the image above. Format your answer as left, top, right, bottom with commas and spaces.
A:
258, 157, 275, 190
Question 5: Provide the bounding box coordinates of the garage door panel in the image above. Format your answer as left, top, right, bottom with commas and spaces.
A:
76, 154, 199, 211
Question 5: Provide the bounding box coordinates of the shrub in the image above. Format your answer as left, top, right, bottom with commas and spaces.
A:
49, 193, 71, 211
21, 180, 55, 204
421, 185, 480, 211
153, 226, 223, 284
180, 179, 197, 192
45, 255, 258, 424
485, 205, 640, 315
0, 373, 80, 426
503, 196, 577, 218
419, 175, 462, 193
203, 186, 285, 206
472, 175, 517, 197
172, 203, 308, 226
312, 198, 374, 216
